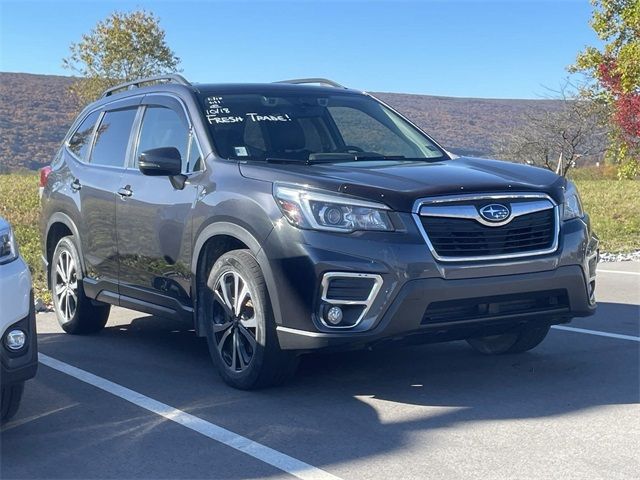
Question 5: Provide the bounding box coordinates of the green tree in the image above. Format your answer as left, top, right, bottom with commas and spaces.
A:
571, 0, 640, 178
63, 10, 180, 107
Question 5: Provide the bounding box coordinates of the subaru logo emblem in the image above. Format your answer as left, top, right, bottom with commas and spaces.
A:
479, 203, 510, 222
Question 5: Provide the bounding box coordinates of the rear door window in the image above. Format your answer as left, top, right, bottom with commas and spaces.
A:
90, 109, 137, 168
67, 110, 100, 161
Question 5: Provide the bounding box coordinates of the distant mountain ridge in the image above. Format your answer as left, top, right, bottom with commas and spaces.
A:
0, 72, 563, 172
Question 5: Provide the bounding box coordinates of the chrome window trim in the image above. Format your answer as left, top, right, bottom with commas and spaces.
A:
319, 272, 383, 329
412, 192, 560, 262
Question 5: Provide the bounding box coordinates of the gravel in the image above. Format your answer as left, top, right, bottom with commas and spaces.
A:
599, 250, 640, 262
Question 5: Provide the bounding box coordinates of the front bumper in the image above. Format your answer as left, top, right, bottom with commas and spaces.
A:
0, 256, 32, 328
1, 256, 37, 385
259, 210, 597, 352
1, 290, 38, 386
276, 265, 593, 350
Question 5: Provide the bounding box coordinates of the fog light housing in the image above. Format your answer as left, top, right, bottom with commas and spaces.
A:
325, 306, 343, 325
5, 329, 26, 350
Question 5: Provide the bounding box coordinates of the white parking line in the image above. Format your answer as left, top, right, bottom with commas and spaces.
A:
551, 325, 640, 342
38, 353, 342, 480
597, 269, 640, 276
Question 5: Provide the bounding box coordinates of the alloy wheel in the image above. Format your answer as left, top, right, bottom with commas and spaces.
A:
54, 250, 78, 323
212, 271, 257, 372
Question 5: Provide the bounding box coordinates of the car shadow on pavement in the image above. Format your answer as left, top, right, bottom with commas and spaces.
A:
14, 301, 640, 478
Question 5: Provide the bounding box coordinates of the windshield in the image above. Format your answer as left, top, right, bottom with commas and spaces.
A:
199, 92, 446, 163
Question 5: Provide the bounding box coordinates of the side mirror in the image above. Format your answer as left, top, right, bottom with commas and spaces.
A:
138, 147, 182, 176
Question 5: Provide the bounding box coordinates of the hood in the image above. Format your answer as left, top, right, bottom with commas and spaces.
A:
239, 157, 566, 212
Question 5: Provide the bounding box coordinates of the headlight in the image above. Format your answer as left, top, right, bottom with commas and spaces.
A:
562, 181, 584, 221
0, 224, 19, 264
274, 184, 394, 232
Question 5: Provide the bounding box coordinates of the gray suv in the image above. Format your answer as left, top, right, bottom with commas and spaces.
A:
40, 76, 598, 389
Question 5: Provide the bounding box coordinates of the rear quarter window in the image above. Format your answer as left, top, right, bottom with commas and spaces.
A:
90, 109, 137, 168
67, 110, 100, 161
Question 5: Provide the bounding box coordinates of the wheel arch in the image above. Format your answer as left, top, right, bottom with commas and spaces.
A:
45, 213, 84, 288
191, 222, 280, 337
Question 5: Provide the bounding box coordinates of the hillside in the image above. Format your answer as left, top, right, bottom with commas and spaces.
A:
0, 72, 564, 171
0, 73, 75, 172
374, 92, 562, 158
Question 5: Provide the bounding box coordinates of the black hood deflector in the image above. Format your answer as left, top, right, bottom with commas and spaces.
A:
239, 157, 565, 212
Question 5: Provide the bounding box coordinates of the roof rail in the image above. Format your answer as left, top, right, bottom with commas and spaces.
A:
275, 78, 347, 89
101, 74, 191, 98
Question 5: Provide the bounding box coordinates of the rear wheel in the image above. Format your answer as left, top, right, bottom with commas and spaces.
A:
51, 236, 110, 334
467, 324, 550, 355
1, 382, 24, 422
204, 250, 298, 389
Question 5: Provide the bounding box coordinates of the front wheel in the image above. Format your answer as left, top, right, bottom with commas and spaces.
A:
204, 250, 298, 389
467, 324, 551, 355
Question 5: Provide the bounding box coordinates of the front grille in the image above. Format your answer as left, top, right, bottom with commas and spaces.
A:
420, 208, 555, 258
422, 290, 569, 324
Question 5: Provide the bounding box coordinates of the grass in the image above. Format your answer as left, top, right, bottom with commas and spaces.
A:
567, 165, 619, 181
0, 172, 49, 302
574, 179, 640, 253
1, 173, 638, 302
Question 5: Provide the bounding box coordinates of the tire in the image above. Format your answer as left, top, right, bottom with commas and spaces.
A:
51, 236, 110, 334
467, 324, 550, 355
1, 382, 24, 422
203, 249, 298, 389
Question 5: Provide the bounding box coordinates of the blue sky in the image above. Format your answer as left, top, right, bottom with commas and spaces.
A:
0, 0, 597, 98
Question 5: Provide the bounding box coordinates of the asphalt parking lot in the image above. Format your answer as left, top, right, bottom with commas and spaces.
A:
1, 262, 638, 480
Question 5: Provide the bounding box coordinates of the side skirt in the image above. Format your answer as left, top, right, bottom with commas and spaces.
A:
82, 278, 195, 324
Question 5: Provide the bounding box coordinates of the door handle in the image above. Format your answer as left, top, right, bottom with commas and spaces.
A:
117, 185, 133, 198
70, 178, 82, 191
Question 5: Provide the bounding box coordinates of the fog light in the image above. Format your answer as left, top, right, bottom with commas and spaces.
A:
5, 329, 26, 350
325, 306, 343, 325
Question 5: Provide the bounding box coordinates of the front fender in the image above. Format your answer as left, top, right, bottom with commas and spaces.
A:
191, 221, 282, 335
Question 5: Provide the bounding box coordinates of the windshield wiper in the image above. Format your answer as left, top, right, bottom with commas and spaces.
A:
263, 155, 402, 165
342, 155, 447, 163
354, 155, 407, 161
261, 154, 442, 165
263, 157, 337, 165
307, 152, 407, 162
